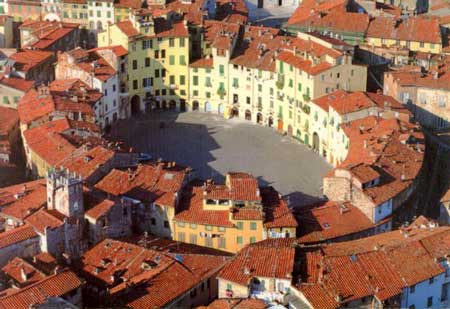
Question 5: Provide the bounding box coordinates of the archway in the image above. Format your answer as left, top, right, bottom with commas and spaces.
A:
169, 100, 176, 110
256, 113, 263, 124
287, 125, 293, 136
162, 100, 167, 110
131, 95, 140, 116
180, 99, 186, 112
218, 104, 225, 114
313, 132, 320, 153
232, 108, 239, 117
205, 101, 212, 112
192, 100, 199, 111
268, 117, 273, 128
245, 110, 251, 121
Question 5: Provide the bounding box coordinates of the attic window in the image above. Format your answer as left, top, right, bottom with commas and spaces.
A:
323, 223, 330, 229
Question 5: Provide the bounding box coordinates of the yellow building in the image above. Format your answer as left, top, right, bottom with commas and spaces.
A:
62, 0, 89, 29
99, 9, 190, 113
366, 16, 443, 54
189, 26, 366, 152
173, 173, 298, 253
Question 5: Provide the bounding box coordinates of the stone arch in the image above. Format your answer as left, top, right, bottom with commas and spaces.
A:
245, 110, 251, 121
313, 132, 320, 152
131, 95, 141, 115
257, 113, 263, 124
192, 100, 199, 111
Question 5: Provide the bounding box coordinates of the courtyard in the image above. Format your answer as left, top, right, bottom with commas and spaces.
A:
111, 112, 331, 207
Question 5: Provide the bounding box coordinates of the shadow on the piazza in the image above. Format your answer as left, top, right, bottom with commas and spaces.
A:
111, 110, 324, 208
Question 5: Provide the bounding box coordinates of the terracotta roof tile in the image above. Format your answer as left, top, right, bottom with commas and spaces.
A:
0, 224, 37, 249
1, 184, 47, 221
2, 257, 45, 286
85, 199, 115, 220
367, 16, 442, 44
9, 50, 53, 73
218, 243, 295, 286
24, 208, 65, 234
0, 270, 82, 309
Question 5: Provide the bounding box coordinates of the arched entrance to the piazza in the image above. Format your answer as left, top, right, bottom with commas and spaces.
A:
268, 117, 273, 127
169, 100, 177, 110
205, 101, 212, 112
131, 95, 141, 116
192, 101, 199, 111
180, 100, 186, 112
313, 132, 320, 152
256, 113, 263, 124
245, 110, 251, 121
218, 104, 225, 114
287, 125, 293, 136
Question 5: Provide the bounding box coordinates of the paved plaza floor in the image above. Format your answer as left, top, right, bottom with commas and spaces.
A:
111, 112, 331, 206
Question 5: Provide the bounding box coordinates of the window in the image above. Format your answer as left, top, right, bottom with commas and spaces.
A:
161, 49, 165, 58
218, 226, 225, 232
219, 65, 224, 76
190, 288, 197, 298
145, 57, 150, 67
164, 220, 169, 228
236, 222, 243, 230
177, 222, 185, 227
205, 225, 212, 231
190, 234, 197, 244
178, 232, 185, 242
180, 75, 185, 85
233, 78, 239, 88
180, 38, 185, 47
420, 42, 425, 48
218, 237, 226, 248
193, 76, 199, 86
236, 236, 243, 244
155, 69, 159, 78
227, 283, 232, 290
169, 38, 174, 47
132, 60, 137, 70
410, 285, 415, 293
179, 55, 186, 65
438, 95, 446, 107
169, 75, 175, 84
155, 50, 159, 59
205, 237, 213, 247
151, 218, 156, 225
169, 55, 175, 65
246, 97, 250, 104
427, 296, 433, 307
250, 236, 256, 243
429, 277, 434, 284
133, 80, 138, 90
250, 222, 257, 230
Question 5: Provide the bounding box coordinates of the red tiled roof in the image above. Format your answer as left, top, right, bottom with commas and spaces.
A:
261, 186, 298, 228
9, 50, 53, 73
201, 298, 268, 309
24, 208, 65, 234
82, 239, 226, 308
367, 16, 442, 44
23, 119, 77, 167
218, 243, 295, 286
0, 179, 46, 207
90, 45, 128, 57
0, 106, 18, 136
0, 75, 34, 92
0, 270, 82, 309
175, 185, 234, 227
2, 257, 45, 286
62, 146, 114, 180
190, 57, 214, 68
1, 184, 47, 221
0, 224, 37, 249
95, 163, 188, 207
296, 201, 375, 244
85, 199, 115, 220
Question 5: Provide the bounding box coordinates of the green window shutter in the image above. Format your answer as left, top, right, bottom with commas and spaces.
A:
250, 222, 257, 230
250, 236, 256, 243
193, 76, 198, 86
237, 222, 243, 230
169, 55, 175, 65
180, 75, 185, 85
237, 236, 242, 244
179, 55, 186, 65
